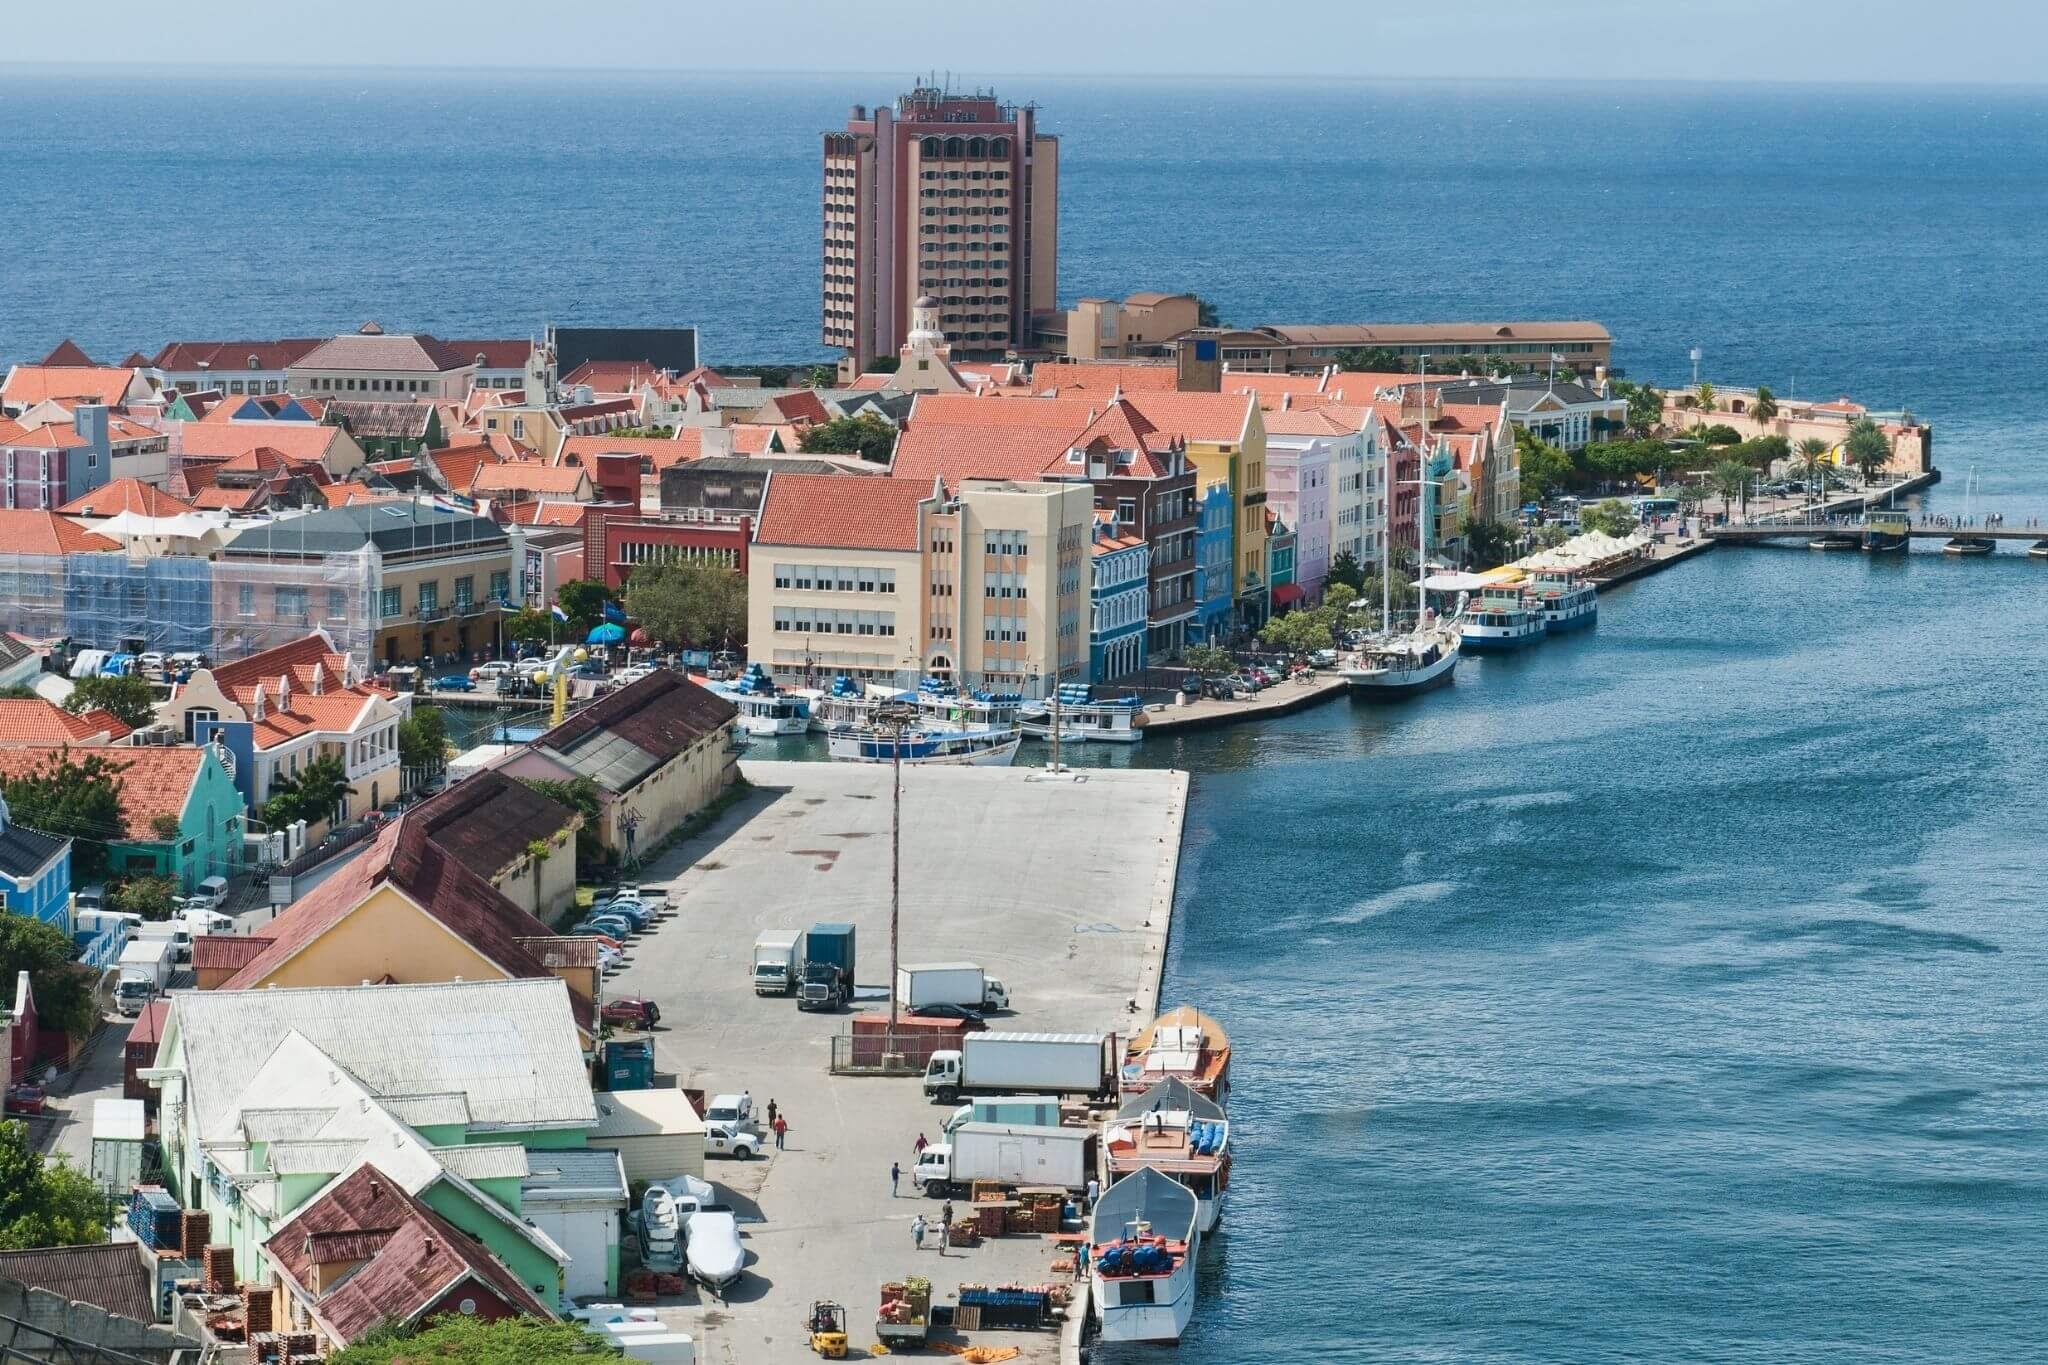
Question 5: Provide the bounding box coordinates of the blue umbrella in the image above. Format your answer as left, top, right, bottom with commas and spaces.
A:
587, 623, 626, 644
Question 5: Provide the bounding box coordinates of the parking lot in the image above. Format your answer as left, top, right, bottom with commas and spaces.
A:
603, 759, 1186, 1364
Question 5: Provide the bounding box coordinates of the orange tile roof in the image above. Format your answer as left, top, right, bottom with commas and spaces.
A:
756, 472, 929, 551
58, 479, 196, 518
177, 423, 344, 466
558, 432, 701, 472
757, 390, 831, 426
0, 365, 134, 408
1029, 361, 1179, 393
470, 462, 590, 496
561, 359, 664, 391
0, 701, 129, 744
0, 509, 121, 555
425, 441, 502, 493
909, 393, 1105, 431
1261, 406, 1363, 437
191, 485, 266, 511
0, 419, 88, 450
889, 423, 1076, 492
729, 423, 793, 455
1226, 371, 1327, 398
0, 745, 200, 835
502, 501, 591, 527
1323, 372, 1416, 401
1121, 391, 1255, 446
318, 481, 394, 507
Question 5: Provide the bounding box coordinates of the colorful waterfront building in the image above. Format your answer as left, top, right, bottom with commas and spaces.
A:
0, 746, 244, 893
1089, 516, 1151, 682
0, 795, 71, 930
1265, 510, 1298, 612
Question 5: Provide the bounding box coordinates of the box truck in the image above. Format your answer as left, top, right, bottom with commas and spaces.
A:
922, 1032, 1115, 1104
913, 1121, 1093, 1197
941, 1096, 1064, 1136
752, 930, 801, 995
114, 939, 176, 1016
894, 962, 1010, 1013
797, 922, 855, 1011
89, 1098, 147, 1194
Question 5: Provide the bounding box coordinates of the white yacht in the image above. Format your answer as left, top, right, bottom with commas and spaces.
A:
1019, 684, 1147, 744
1090, 1168, 1202, 1343
1105, 1078, 1231, 1234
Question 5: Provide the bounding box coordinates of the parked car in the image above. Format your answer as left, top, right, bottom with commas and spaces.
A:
4, 1083, 46, 1116
704, 1121, 762, 1160
601, 996, 661, 1029
598, 900, 653, 930
571, 929, 627, 953
579, 914, 636, 939
1308, 649, 1339, 669
435, 674, 475, 692
471, 660, 513, 681
614, 665, 656, 688
908, 1003, 983, 1024
137, 651, 166, 678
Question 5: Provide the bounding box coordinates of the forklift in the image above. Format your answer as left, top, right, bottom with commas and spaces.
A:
804, 1300, 848, 1359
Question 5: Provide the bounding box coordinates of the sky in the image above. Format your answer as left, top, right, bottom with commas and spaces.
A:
7, 0, 2048, 86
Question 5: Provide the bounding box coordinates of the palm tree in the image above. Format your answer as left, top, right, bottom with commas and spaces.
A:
1797, 436, 1831, 506
1710, 458, 1750, 520
1844, 416, 1892, 487
1753, 385, 1779, 423
1695, 381, 1717, 415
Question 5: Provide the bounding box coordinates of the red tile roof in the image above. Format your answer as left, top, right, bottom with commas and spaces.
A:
200, 634, 396, 750
0, 418, 89, 450
502, 501, 591, 527
0, 701, 129, 744
1029, 361, 1180, 393
757, 470, 930, 550
908, 393, 1104, 431
470, 463, 590, 497
0, 509, 121, 555
756, 390, 832, 426
39, 340, 95, 367
560, 359, 662, 391
444, 339, 534, 369
148, 339, 324, 372
424, 442, 502, 494
293, 333, 474, 374
0, 365, 135, 408
265, 1164, 554, 1344
889, 423, 1074, 491
0, 746, 203, 837
178, 423, 347, 467
191, 485, 267, 511
558, 432, 701, 472
1121, 392, 1255, 446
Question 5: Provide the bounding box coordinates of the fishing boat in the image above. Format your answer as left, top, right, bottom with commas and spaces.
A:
709, 664, 809, 736
801, 675, 896, 732
1019, 684, 1147, 744
826, 725, 1020, 766
1526, 574, 1597, 631
1119, 1004, 1230, 1106
1458, 584, 1547, 651
1090, 1168, 1201, 1343
1105, 1078, 1231, 1234
914, 679, 1023, 731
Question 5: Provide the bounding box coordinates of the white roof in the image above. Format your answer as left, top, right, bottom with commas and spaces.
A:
590, 1088, 706, 1139
165, 978, 595, 1145
92, 1097, 146, 1142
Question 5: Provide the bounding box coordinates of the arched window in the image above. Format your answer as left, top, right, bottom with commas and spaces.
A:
944, 137, 963, 158
475, 352, 487, 367
990, 137, 1009, 157
921, 136, 941, 157
247, 355, 260, 369
967, 137, 987, 157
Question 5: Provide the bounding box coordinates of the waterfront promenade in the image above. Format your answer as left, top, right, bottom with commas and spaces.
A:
607, 760, 1185, 1363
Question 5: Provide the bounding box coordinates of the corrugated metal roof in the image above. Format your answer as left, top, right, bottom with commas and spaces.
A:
0, 1244, 157, 1324
432, 1144, 531, 1182
520, 1147, 628, 1204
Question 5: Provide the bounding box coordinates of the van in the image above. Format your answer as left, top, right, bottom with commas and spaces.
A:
74, 885, 108, 914
189, 876, 230, 910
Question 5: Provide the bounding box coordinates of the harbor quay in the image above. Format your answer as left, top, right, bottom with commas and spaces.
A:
608, 759, 1187, 1363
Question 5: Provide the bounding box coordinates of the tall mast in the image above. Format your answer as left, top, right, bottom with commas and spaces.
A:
1417, 354, 1430, 625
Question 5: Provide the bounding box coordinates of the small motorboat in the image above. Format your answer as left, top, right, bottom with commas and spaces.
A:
1808, 534, 1860, 551
2030, 540, 2048, 560
682, 1203, 745, 1294
636, 1185, 683, 1273
1942, 537, 1995, 557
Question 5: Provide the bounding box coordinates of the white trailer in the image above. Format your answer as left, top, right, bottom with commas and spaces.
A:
751, 930, 801, 995
89, 1098, 146, 1193
895, 962, 1010, 1011
923, 1031, 1114, 1102
915, 1122, 1093, 1197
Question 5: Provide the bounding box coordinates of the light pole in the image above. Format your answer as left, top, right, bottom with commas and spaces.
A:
875, 699, 917, 1056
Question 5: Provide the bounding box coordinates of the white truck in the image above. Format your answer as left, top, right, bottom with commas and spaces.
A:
134, 919, 192, 964
922, 1032, 1116, 1104
913, 1121, 1093, 1197
113, 938, 176, 1016
751, 930, 801, 995
895, 962, 1011, 1013
89, 1098, 146, 1193
942, 1096, 1064, 1136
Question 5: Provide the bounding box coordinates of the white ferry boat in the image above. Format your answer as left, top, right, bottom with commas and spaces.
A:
1090, 1168, 1202, 1343
1458, 584, 1547, 652
1018, 684, 1147, 744
1526, 575, 1597, 632
826, 725, 1020, 766
1106, 1078, 1231, 1234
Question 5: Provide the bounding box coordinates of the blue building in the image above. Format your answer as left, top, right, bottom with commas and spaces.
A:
0, 795, 73, 932
1191, 480, 1235, 643
1089, 523, 1151, 682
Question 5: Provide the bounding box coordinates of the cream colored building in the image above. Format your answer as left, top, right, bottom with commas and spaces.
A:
1044, 292, 1202, 361
751, 470, 1090, 695
286, 327, 477, 399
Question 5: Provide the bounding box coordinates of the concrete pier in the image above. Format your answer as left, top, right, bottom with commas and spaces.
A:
610, 759, 1188, 1364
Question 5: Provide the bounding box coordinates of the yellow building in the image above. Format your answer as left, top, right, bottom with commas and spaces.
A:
1125, 393, 1267, 621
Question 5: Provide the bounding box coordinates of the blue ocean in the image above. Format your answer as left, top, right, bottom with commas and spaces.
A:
9, 69, 2047, 1360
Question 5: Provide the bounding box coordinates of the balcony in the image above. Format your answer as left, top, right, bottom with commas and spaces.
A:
415, 604, 450, 623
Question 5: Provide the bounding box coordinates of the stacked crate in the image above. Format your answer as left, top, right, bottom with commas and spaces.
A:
205, 1246, 235, 1295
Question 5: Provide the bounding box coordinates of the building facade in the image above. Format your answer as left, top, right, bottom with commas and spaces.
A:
1168, 321, 1614, 374
824, 85, 1058, 369
0, 795, 70, 930
1089, 525, 1150, 682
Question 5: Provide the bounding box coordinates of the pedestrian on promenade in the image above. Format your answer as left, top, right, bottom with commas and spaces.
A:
914, 1133, 929, 1157
767, 1098, 778, 1126
772, 1114, 788, 1149
939, 1220, 951, 1256
941, 1200, 954, 1233
1086, 1176, 1100, 1210
912, 1214, 927, 1249
891, 1161, 901, 1197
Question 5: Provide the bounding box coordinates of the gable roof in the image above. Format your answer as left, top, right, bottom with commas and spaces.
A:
756, 471, 930, 551
177, 422, 346, 466
443, 339, 533, 369
422, 441, 503, 493
324, 400, 437, 440
292, 333, 472, 374
558, 432, 699, 472
265, 1163, 554, 1344
39, 340, 95, 367
1, 365, 135, 408
560, 359, 662, 391
469, 463, 591, 497
1122, 391, 1256, 446
0, 815, 68, 882
58, 478, 195, 518
408, 769, 579, 880
0, 701, 131, 744
0, 747, 206, 838
0, 1244, 157, 1324
528, 671, 736, 795
0, 509, 120, 556
149, 339, 324, 372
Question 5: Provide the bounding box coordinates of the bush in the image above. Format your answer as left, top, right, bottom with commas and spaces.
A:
1698, 424, 1743, 446
112, 876, 181, 921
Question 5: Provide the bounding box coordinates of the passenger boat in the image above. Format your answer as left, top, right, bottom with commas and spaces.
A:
1340, 622, 1459, 698
1863, 511, 1910, 554
1105, 1078, 1231, 1234
1526, 574, 1597, 632
709, 664, 809, 736
1019, 684, 1147, 744
1090, 1168, 1201, 1343
1119, 1004, 1230, 1106
826, 725, 1020, 766
1458, 584, 1547, 651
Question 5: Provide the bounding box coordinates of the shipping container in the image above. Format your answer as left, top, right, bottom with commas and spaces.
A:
124, 1000, 171, 1103
845, 1013, 978, 1068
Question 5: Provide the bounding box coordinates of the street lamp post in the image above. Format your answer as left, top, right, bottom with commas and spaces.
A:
874, 699, 918, 1059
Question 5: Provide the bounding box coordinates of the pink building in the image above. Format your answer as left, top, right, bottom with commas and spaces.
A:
1262, 420, 1333, 602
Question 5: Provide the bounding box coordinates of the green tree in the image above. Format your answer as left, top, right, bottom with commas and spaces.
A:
1196, 299, 1222, 328
0, 686, 37, 701
867, 356, 901, 376
503, 607, 557, 646
1515, 430, 1575, 503
1461, 518, 1516, 569
1844, 416, 1892, 484
1695, 381, 1717, 415
1, 748, 129, 881
555, 580, 617, 637
1797, 436, 1833, 497
0, 1121, 106, 1250
1326, 550, 1366, 593
112, 875, 180, 922
798, 412, 898, 465
804, 364, 837, 387
624, 563, 748, 650
1698, 424, 1743, 446
1181, 644, 1234, 679
1580, 499, 1639, 537
62, 674, 157, 729
517, 776, 604, 872
262, 753, 349, 830
1624, 383, 1665, 435
1357, 567, 1416, 629
398, 705, 448, 776
1709, 459, 1752, 518
1752, 385, 1779, 423
0, 916, 97, 1037
329, 1315, 624, 1364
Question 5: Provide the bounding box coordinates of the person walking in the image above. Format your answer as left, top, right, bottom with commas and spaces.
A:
766, 1098, 778, 1127
891, 1161, 901, 1197
772, 1114, 788, 1150
939, 1219, 951, 1256
913, 1133, 929, 1157
912, 1214, 927, 1250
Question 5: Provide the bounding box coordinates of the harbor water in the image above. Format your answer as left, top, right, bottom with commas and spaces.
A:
7, 69, 2048, 1361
